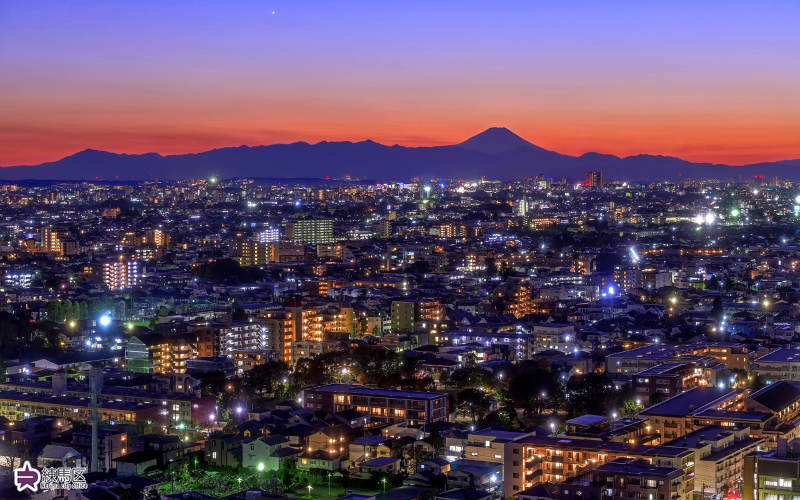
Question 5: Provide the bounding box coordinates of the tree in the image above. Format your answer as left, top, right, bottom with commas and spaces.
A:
34, 321, 63, 350
77, 301, 89, 320
198, 370, 229, 395
749, 374, 766, 392
456, 388, 491, 423
197, 259, 265, 283
507, 363, 561, 418
424, 428, 444, 454
0, 312, 22, 358
242, 360, 290, 400
277, 459, 298, 487
448, 365, 494, 390
622, 399, 640, 417
567, 373, 617, 417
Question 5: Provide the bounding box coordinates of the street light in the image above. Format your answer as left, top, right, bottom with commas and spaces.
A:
381, 477, 387, 494
328, 472, 332, 496
307, 484, 313, 498
98, 313, 112, 328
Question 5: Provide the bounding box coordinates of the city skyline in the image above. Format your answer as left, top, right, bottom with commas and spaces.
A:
3, 1, 800, 166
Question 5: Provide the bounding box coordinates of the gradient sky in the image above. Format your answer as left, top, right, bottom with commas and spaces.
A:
2, 1, 800, 166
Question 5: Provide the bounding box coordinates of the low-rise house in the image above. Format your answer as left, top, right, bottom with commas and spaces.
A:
360, 456, 401, 475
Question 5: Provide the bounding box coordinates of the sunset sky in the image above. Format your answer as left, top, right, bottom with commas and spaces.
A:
2, 1, 799, 166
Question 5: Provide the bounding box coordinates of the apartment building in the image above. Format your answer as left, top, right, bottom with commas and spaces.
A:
232, 240, 271, 266
532, 323, 575, 353
301, 384, 448, 426
752, 349, 800, 383
550, 458, 686, 500
462, 428, 535, 464
663, 426, 762, 499
434, 331, 533, 362
638, 387, 741, 442
0, 390, 163, 425
102, 256, 139, 290
126, 330, 215, 374
287, 218, 334, 245
216, 321, 266, 356
503, 435, 634, 495
607, 345, 724, 380
290, 339, 342, 366
744, 438, 800, 500
632, 362, 709, 405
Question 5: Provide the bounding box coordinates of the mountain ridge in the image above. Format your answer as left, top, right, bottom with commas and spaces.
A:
1, 128, 799, 181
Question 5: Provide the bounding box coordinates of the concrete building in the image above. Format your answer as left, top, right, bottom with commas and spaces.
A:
552, 458, 685, 500
745, 438, 800, 500
301, 384, 448, 426
102, 256, 139, 290
753, 349, 800, 383
663, 426, 762, 499
232, 240, 271, 266
287, 218, 334, 245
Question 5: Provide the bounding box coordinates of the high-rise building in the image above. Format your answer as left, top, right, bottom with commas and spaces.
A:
263, 307, 324, 365
126, 331, 214, 374
232, 240, 271, 266
263, 312, 296, 364
255, 227, 281, 243
585, 170, 603, 187
145, 228, 171, 248
102, 257, 139, 290
391, 300, 416, 333
614, 265, 642, 293
287, 219, 333, 245
42, 227, 63, 254
270, 241, 305, 263
216, 322, 266, 357
379, 220, 392, 238
515, 198, 529, 216
416, 298, 446, 333
431, 222, 455, 238
289, 307, 324, 344
41, 227, 79, 256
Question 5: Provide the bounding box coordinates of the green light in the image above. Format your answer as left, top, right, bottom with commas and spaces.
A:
730, 208, 740, 217
257, 462, 264, 471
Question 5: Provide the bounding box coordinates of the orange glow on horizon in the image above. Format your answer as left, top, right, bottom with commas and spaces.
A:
2, 119, 798, 167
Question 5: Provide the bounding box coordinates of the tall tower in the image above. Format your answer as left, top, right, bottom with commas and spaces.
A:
585, 171, 603, 188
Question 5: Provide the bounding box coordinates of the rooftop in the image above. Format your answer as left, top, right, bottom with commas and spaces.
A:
306, 384, 446, 400
638, 387, 735, 417
755, 348, 800, 363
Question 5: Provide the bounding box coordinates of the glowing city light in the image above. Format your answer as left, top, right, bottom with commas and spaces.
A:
98, 314, 112, 328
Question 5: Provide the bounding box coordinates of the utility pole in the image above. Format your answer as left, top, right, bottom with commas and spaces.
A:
90, 367, 100, 473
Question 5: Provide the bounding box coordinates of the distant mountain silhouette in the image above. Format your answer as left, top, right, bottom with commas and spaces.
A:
458, 126, 547, 154
1, 128, 799, 181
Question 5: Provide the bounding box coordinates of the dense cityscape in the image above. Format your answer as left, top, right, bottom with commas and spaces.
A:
1, 174, 800, 499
